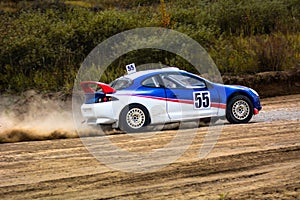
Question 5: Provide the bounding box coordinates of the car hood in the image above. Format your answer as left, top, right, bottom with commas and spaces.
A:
211, 82, 258, 97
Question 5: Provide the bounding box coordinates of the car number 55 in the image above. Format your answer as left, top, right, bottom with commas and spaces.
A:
193, 91, 211, 109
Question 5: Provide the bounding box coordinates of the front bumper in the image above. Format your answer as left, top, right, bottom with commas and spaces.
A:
252, 94, 262, 111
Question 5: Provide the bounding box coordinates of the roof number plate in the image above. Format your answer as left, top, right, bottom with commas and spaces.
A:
126, 63, 136, 74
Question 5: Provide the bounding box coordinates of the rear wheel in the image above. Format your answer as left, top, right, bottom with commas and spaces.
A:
226, 95, 253, 124
119, 104, 150, 133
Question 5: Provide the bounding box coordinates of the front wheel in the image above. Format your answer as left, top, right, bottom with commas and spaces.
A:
119, 105, 150, 133
226, 95, 253, 124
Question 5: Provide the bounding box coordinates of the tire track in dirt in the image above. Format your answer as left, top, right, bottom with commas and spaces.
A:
0, 146, 298, 199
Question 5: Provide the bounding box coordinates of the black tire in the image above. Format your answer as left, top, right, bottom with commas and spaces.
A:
226, 95, 253, 124
119, 104, 150, 133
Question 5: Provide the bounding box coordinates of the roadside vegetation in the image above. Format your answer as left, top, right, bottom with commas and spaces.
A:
0, 0, 299, 94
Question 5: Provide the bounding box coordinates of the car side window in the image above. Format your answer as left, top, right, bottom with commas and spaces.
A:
172, 74, 206, 88
160, 74, 183, 89
142, 76, 161, 88
161, 73, 206, 89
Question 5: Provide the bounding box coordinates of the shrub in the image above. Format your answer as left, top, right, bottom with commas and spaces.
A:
0, 0, 299, 94
210, 33, 299, 74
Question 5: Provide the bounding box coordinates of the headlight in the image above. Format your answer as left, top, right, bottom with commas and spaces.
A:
250, 88, 259, 96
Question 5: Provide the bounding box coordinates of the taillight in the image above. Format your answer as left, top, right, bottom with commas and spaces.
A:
97, 96, 116, 103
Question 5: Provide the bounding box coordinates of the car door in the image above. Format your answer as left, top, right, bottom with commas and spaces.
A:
160, 72, 219, 121
135, 75, 170, 124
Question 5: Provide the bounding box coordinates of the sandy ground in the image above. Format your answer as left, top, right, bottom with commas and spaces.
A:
0, 95, 299, 199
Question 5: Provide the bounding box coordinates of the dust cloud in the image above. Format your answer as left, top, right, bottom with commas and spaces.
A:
0, 90, 213, 143
0, 90, 78, 143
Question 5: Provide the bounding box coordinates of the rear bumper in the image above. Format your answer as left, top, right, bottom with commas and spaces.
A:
81, 102, 116, 125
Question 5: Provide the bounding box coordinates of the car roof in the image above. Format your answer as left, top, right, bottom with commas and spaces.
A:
123, 67, 183, 80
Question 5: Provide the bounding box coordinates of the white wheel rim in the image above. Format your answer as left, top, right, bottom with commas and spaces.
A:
126, 108, 146, 129
232, 100, 250, 120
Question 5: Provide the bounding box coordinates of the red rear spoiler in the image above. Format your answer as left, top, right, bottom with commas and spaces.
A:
80, 81, 116, 94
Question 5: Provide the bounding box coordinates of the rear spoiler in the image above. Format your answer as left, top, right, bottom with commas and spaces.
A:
80, 81, 116, 94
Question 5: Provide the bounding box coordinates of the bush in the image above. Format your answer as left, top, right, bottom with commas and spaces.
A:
210, 33, 299, 74
0, 0, 299, 94
207, 0, 299, 36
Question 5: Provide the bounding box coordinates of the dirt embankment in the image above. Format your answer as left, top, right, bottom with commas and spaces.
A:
223, 68, 300, 98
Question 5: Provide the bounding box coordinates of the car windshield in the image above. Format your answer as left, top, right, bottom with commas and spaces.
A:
109, 77, 133, 90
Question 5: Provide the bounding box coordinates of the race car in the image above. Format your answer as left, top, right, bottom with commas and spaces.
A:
80, 66, 262, 132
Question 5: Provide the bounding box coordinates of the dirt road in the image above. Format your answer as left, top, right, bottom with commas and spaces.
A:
0, 95, 299, 199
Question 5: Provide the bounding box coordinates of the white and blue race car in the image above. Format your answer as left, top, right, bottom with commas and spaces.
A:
80, 67, 262, 132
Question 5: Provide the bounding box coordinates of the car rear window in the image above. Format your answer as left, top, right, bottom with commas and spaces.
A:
109, 78, 133, 90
